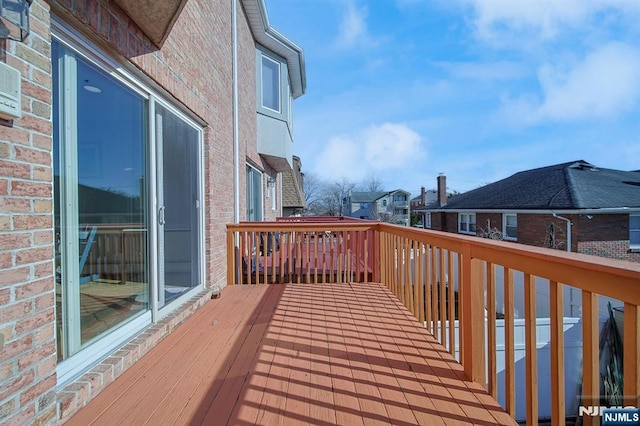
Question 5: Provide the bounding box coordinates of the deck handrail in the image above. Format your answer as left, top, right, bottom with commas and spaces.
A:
226, 220, 640, 425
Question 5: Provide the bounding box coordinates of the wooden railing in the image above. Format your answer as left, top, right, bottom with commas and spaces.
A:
81, 224, 147, 284
226, 221, 378, 285
226, 220, 640, 425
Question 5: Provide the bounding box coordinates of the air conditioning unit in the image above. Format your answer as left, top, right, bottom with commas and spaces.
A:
0, 61, 22, 120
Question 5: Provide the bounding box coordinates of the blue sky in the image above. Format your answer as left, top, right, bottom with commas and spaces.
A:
265, 0, 640, 195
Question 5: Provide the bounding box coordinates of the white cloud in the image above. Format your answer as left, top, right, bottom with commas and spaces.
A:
501, 42, 640, 124
460, 0, 640, 45
334, 1, 376, 49
313, 123, 425, 182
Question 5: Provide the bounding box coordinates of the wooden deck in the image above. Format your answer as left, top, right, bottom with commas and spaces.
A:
66, 282, 515, 425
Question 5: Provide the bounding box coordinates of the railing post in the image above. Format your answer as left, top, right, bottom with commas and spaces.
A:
226, 228, 234, 286
624, 303, 639, 407
460, 243, 485, 385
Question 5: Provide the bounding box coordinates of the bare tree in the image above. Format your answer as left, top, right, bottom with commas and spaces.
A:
360, 173, 384, 192
302, 172, 322, 213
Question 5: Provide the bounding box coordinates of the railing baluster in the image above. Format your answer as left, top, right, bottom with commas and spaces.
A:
405, 238, 413, 313
623, 303, 639, 407
262, 232, 268, 284
524, 273, 538, 426
504, 267, 515, 418
313, 229, 319, 283
448, 250, 455, 356
439, 247, 446, 345
582, 291, 599, 426
413, 240, 419, 319
431, 246, 438, 335
424, 244, 432, 334
419, 243, 426, 325
550, 280, 565, 426
487, 262, 496, 398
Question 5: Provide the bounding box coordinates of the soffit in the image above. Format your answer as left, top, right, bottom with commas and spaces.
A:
113, 0, 188, 46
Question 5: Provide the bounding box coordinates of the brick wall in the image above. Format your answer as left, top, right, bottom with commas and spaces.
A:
576, 214, 639, 263
0, 1, 58, 424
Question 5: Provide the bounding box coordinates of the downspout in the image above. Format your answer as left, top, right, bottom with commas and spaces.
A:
232, 0, 240, 224
553, 213, 572, 252
220, 0, 240, 294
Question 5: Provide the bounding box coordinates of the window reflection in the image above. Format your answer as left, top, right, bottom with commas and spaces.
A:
54, 42, 150, 359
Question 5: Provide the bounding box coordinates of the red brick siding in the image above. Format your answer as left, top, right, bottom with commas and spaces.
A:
0, 1, 57, 424
476, 213, 502, 237
575, 214, 639, 263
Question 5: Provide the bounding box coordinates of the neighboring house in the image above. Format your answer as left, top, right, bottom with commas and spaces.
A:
410, 186, 437, 227
417, 160, 640, 263
344, 189, 411, 226
0, 1, 305, 424
281, 155, 306, 216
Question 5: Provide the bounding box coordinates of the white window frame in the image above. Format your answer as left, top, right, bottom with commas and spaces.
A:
458, 213, 476, 235
631, 214, 640, 250
261, 54, 281, 113
246, 164, 264, 221
424, 213, 431, 229
503, 213, 518, 241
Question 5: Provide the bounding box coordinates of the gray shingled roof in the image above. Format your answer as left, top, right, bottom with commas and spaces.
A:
436, 160, 640, 210
281, 169, 305, 209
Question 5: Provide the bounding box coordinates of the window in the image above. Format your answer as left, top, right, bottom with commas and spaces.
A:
503, 214, 517, 241
393, 194, 407, 202
424, 213, 431, 229
631, 214, 640, 249
261, 55, 280, 112
246, 165, 263, 221
459, 213, 476, 234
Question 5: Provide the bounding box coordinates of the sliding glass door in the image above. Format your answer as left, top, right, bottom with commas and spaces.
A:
53, 37, 203, 377
155, 104, 201, 308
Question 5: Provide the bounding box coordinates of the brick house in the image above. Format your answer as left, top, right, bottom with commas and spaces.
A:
0, 0, 305, 423
417, 161, 640, 263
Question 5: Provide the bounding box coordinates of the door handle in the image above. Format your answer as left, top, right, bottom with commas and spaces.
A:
158, 206, 165, 226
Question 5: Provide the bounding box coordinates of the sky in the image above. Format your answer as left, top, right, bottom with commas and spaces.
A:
264, 0, 640, 196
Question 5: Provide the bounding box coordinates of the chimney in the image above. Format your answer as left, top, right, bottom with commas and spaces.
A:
437, 174, 447, 207
420, 186, 425, 205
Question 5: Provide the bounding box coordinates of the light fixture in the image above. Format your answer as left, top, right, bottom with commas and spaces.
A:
0, 0, 32, 42
267, 177, 276, 189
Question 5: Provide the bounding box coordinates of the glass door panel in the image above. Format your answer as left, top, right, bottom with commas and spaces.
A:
155, 104, 200, 307
53, 41, 150, 359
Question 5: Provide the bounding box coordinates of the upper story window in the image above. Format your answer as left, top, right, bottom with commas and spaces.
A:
459, 213, 476, 234
631, 214, 640, 249
393, 194, 407, 202
503, 213, 517, 241
261, 55, 280, 112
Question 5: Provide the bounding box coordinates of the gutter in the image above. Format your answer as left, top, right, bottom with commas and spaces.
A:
417, 207, 640, 215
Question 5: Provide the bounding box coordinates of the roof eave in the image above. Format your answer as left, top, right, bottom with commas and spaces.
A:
242, 0, 307, 98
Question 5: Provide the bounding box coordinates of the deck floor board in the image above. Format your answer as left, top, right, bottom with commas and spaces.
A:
65, 282, 515, 426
